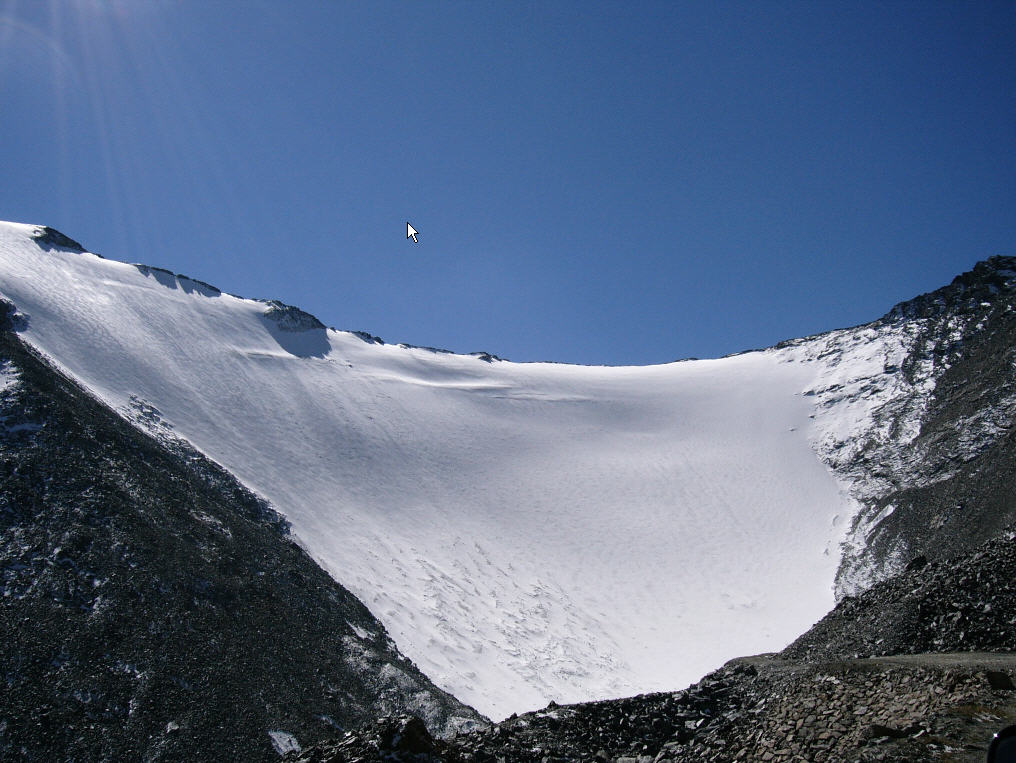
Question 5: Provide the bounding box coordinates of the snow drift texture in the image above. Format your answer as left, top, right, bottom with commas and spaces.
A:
0, 222, 925, 718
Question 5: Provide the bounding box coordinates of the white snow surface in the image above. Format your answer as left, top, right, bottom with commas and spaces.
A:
0, 222, 909, 718
0, 361, 17, 395
267, 730, 301, 755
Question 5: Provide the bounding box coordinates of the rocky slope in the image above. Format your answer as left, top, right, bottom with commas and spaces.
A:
290, 653, 1016, 762
0, 303, 483, 762
787, 256, 1016, 597
783, 529, 1016, 664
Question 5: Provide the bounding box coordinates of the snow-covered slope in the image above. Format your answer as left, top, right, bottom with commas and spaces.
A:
0, 222, 915, 718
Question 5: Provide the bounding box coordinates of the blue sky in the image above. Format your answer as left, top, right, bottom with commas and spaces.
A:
1, 1, 1013, 365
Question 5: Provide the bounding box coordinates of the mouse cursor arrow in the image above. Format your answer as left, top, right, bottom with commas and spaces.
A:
407, 222, 419, 243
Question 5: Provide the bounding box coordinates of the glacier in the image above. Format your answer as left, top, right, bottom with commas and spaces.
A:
0, 221, 922, 718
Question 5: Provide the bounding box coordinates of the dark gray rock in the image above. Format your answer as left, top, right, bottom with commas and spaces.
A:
30, 226, 87, 253
260, 299, 327, 332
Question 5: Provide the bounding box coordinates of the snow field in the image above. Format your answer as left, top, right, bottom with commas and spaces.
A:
0, 222, 906, 718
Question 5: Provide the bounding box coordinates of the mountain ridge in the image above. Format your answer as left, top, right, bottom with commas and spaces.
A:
3, 220, 1016, 760
30, 222, 1015, 368
0, 220, 856, 716
2, 220, 1014, 726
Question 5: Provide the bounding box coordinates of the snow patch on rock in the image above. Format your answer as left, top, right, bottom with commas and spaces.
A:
268, 730, 301, 755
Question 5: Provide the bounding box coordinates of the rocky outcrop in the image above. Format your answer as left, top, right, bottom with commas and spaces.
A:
30, 225, 86, 253
287, 715, 452, 762
261, 299, 327, 331
783, 528, 1016, 662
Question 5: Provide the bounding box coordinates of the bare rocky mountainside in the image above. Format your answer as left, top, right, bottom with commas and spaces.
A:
0, 302, 483, 761
820, 256, 1016, 597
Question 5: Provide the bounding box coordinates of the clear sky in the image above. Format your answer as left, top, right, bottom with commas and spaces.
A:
1, 1, 1013, 365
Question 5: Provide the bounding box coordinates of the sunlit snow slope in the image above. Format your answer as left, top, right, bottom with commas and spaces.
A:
0, 223, 894, 718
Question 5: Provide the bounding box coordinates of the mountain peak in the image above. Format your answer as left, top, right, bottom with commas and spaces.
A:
884, 254, 1016, 322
